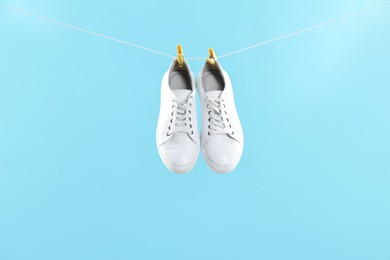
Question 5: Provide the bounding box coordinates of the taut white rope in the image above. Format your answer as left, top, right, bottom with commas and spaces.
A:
216, 1, 390, 59
0, 5, 175, 58
1, 2, 390, 60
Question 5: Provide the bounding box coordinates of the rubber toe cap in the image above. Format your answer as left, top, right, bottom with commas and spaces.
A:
159, 135, 198, 173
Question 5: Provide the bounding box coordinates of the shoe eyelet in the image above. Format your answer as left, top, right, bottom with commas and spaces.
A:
168, 126, 171, 130
189, 124, 192, 128
167, 132, 170, 136
207, 132, 211, 136
231, 131, 235, 135
188, 117, 191, 121
227, 118, 229, 122
208, 125, 211, 129
229, 124, 232, 128
191, 130, 194, 135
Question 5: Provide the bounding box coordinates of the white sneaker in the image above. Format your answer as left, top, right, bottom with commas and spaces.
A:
156, 47, 200, 173
197, 49, 244, 173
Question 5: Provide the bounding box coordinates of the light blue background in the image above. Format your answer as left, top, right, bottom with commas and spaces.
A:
1, 0, 389, 259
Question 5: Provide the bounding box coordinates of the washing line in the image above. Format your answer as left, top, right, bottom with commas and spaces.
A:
1, 2, 390, 60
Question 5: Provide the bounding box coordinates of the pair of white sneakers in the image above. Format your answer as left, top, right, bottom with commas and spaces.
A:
156, 46, 244, 174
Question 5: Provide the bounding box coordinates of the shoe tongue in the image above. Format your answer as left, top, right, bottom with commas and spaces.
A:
173, 89, 192, 101
206, 90, 223, 99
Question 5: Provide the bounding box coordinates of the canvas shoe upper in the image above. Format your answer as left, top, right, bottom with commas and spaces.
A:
156, 58, 200, 173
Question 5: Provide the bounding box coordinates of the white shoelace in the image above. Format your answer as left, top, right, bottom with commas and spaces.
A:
167, 97, 193, 136
206, 96, 233, 136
